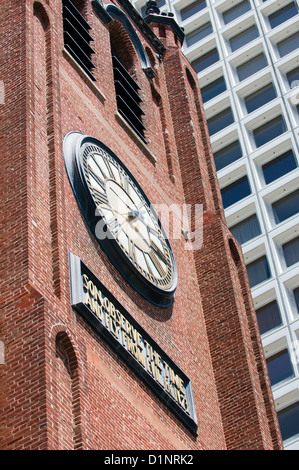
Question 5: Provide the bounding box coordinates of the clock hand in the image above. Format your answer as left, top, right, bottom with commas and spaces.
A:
109, 187, 135, 213
112, 207, 132, 217
130, 216, 171, 266
131, 211, 161, 238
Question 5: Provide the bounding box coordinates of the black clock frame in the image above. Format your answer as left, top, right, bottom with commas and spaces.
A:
63, 131, 178, 308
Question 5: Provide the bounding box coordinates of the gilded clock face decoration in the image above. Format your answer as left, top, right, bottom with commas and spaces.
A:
63, 132, 177, 307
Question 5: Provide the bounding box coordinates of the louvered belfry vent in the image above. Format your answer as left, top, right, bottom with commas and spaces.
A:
112, 52, 146, 141
62, 0, 96, 81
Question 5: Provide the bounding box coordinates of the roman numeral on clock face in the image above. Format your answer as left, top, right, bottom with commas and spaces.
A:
108, 217, 121, 237
88, 168, 106, 193
91, 153, 111, 180
92, 188, 109, 207
103, 158, 115, 179
119, 171, 130, 194
88, 155, 106, 180
128, 239, 136, 261
148, 250, 166, 278
151, 241, 171, 267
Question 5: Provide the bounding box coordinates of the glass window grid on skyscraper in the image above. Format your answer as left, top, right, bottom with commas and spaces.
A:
132, 0, 299, 449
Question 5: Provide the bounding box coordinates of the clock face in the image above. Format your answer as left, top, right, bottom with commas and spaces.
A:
63, 132, 177, 307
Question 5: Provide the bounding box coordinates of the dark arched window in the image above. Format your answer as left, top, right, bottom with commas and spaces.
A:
109, 20, 146, 141
105, 4, 154, 142
62, 0, 96, 80
55, 332, 82, 449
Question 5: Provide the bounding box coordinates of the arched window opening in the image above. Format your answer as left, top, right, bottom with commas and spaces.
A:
110, 21, 146, 142
229, 237, 241, 267
62, 0, 96, 81
55, 332, 82, 450
186, 67, 197, 91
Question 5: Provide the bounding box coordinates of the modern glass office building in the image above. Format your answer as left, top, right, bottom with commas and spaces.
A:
133, 0, 299, 449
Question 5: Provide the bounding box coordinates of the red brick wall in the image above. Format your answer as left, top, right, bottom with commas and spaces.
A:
0, 0, 283, 450
160, 40, 282, 449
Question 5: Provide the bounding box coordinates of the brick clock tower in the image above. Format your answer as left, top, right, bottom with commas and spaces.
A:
0, 0, 283, 450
